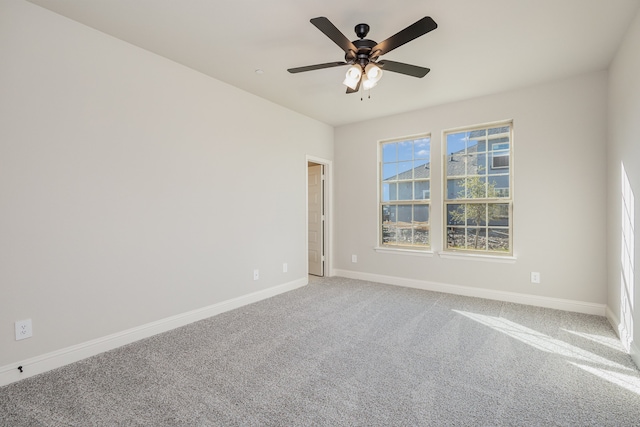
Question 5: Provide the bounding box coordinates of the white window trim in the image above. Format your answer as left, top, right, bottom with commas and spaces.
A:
441, 120, 514, 256
378, 133, 432, 252
374, 246, 435, 257
438, 250, 517, 263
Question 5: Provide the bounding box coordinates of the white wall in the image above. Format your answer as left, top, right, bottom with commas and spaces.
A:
0, 0, 333, 372
335, 71, 608, 310
607, 7, 640, 365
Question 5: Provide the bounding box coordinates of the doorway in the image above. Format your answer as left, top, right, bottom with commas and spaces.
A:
307, 158, 330, 277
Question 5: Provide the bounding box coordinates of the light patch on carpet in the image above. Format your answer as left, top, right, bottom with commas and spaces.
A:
453, 310, 640, 395
562, 328, 625, 352
569, 362, 640, 395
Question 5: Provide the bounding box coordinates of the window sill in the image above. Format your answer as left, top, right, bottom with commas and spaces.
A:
438, 251, 517, 263
374, 247, 434, 257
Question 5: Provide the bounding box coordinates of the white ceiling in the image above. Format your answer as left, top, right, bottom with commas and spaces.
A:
27, 0, 640, 127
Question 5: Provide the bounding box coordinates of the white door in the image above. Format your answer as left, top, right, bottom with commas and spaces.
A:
308, 164, 324, 276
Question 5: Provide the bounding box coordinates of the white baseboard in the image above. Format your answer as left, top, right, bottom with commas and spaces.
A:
631, 341, 640, 370
605, 305, 621, 337
605, 305, 640, 370
0, 278, 307, 387
334, 269, 606, 316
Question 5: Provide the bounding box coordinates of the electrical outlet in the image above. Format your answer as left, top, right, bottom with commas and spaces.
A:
283, 263, 288, 273
253, 269, 259, 280
352, 255, 357, 263
15, 319, 33, 341
531, 272, 541, 284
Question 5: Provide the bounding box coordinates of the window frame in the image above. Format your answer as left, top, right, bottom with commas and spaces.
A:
378, 134, 432, 251
442, 121, 513, 256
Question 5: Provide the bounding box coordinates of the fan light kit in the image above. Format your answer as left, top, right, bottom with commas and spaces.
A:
343, 65, 362, 89
288, 16, 437, 95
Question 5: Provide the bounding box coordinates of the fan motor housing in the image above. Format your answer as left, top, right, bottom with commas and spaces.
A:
345, 38, 377, 64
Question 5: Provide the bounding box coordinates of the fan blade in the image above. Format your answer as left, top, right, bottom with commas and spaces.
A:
310, 17, 357, 56
288, 61, 348, 73
378, 60, 430, 78
371, 17, 437, 57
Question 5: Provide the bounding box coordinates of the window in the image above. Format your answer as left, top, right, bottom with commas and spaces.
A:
444, 123, 512, 254
491, 142, 509, 169
380, 136, 431, 249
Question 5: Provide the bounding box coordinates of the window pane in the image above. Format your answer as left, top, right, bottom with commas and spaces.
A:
382, 225, 396, 244
398, 204, 412, 223
414, 139, 430, 159
383, 163, 397, 181
382, 205, 397, 244
488, 126, 510, 136
469, 129, 487, 139
398, 141, 413, 161
467, 138, 482, 153
446, 179, 463, 199
488, 228, 509, 251
469, 130, 487, 153
465, 176, 488, 199
397, 205, 413, 244
489, 176, 509, 197
466, 203, 487, 226
411, 205, 430, 246
414, 159, 429, 179
413, 227, 429, 246
383, 182, 397, 201
488, 204, 509, 226
447, 153, 465, 177
415, 181, 430, 200
447, 204, 465, 225
447, 133, 466, 155
397, 161, 414, 179
382, 143, 397, 162
466, 228, 487, 250
414, 204, 429, 223
398, 182, 413, 200
466, 153, 487, 176
447, 227, 464, 249
383, 205, 397, 223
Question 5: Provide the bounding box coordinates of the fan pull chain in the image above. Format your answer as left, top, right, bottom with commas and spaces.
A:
361, 88, 372, 101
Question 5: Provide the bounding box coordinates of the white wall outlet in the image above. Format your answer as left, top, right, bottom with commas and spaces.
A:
531, 272, 541, 284
253, 269, 259, 280
15, 319, 33, 341
283, 263, 288, 273
352, 254, 357, 263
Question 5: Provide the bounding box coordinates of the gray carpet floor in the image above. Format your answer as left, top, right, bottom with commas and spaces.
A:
1, 276, 640, 426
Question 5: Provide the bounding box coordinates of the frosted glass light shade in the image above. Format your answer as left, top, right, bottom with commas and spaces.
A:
365, 63, 383, 83
343, 65, 362, 90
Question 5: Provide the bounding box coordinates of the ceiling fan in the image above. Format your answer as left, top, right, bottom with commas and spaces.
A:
288, 16, 437, 93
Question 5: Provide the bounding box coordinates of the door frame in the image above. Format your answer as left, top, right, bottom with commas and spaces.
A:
306, 155, 332, 277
